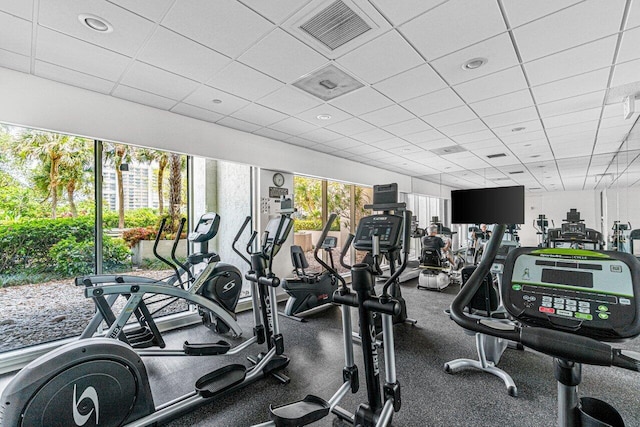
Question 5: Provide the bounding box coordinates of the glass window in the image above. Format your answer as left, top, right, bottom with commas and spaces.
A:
292, 175, 324, 273
0, 125, 97, 353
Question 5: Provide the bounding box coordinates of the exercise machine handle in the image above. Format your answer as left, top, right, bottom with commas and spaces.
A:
381, 209, 412, 296
232, 216, 252, 266
314, 213, 347, 289
171, 217, 194, 284
152, 217, 182, 284
247, 231, 258, 255
340, 234, 354, 270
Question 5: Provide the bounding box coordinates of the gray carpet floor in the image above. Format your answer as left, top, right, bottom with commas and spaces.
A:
139, 279, 640, 427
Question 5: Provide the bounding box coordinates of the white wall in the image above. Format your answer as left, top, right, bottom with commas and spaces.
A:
604, 187, 640, 232
519, 190, 601, 247
0, 68, 454, 195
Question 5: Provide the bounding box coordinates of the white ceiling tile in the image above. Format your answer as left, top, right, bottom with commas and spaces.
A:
298, 127, 342, 143
626, 3, 640, 31
400, 0, 506, 60
524, 36, 617, 87
373, 64, 447, 103
538, 91, 605, 118
36, 27, 130, 81
209, 61, 284, 100
362, 150, 396, 160
370, 0, 447, 26
401, 88, 464, 116
138, 27, 231, 83
600, 112, 637, 130
113, 85, 176, 110
531, 68, 610, 104
107, 0, 174, 21
231, 103, 288, 127
171, 103, 224, 123
163, 0, 273, 58
546, 122, 598, 138
483, 106, 540, 128
501, 0, 584, 28
216, 116, 262, 133
423, 106, 478, 128
238, 28, 328, 83
618, 27, 640, 63
256, 85, 321, 115
542, 108, 601, 129
369, 137, 409, 150
344, 144, 379, 156
402, 129, 444, 144
336, 30, 424, 84
513, 0, 625, 62
454, 66, 528, 103
325, 117, 375, 136
0, 12, 31, 55
329, 87, 393, 116
0, 48, 30, 73
500, 129, 546, 145
253, 127, 291, 141
453, 130, 499, 145
238, 0, 312, 24
493, 119, 544, 136
470, 90, 535, 117
383, 118, 432, 137
39, 0, 155, 57
269, 117, 318, 135
611, 58, 640, 87
360, 105, 415, 127
323, 137, 362, 150
0, 0, 33, 20
352, 128, 395, 144
120, 61, 199, 101
35, 60, 115, 94
431, 33, 520, 86
310, 144, 338, 154
439, 119, 488, 137
284, 135, 316, 148
297, 104, 352, 126
396, 145, 426, 155
183, 85, 250, 115
414, 139, 456, 150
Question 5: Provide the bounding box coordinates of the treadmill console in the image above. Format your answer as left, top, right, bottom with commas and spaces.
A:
353, 214, 403, 253
502, 247, 640, 341
322, 236, 338, 249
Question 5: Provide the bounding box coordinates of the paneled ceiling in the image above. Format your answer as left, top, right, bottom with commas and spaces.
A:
1, 0, 640, 191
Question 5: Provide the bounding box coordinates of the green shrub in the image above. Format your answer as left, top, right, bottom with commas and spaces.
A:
0, 216, 94, 274
103, 208, 159, 229
48, 235, 131, 277
293, 219, 340, 232
122, 226, 157, 248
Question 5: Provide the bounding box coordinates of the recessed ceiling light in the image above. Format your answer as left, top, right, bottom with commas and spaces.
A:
462, 57, 488, 70
317, 114, 332, 120
212, 99, 222, 104
511, 127, 526, 132
79, 14, 113, 33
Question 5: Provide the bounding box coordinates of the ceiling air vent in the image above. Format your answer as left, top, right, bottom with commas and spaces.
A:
299, 0, 372, 50
293, 63, 363, 101
486, 153, 507, 159
431, 145, 466, 156
509, 170, 524, 174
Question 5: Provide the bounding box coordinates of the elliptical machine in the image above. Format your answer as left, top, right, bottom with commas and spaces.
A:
533, 214, 552, 248
0, 211, 294, 427
451, 225, 640, 426
281, 230, 341, 320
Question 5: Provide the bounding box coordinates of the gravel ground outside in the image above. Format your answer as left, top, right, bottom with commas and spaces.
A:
0, 269, 186, 353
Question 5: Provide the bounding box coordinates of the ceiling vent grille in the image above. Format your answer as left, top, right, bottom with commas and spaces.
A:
299, 0, 372, 50
486, 153, 507, 159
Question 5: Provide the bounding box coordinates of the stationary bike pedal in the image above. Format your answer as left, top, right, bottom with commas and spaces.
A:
270, 395, 330, 427
183, 340, 231, 356
195, 364, 246, 398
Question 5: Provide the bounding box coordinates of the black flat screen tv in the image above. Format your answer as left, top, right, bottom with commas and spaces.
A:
451, 185, 524, 224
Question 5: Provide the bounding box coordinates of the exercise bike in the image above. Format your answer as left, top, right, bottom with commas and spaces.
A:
451, 224, 640, 426
76, 213, 245, 349
281, 232, 340, 320
0, 209, 295, 427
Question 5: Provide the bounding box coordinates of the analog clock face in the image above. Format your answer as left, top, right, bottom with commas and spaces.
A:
273, 172, 285, 187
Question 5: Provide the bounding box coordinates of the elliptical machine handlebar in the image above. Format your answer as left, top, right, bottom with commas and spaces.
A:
171, 217, 195, 284
340, 233, 355, 271
152, 217, 183, 285
232, 216, 252, 266
313, 213, 347, 289
381, 210, 412, 297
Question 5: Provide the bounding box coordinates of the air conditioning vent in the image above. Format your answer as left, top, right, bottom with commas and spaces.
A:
509, 170, 524, 174
299, 0, 372, 50
486, 153, 507, 159
431, 145, 466, 156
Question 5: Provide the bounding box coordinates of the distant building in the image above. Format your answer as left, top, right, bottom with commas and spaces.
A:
103, 162, 160, 211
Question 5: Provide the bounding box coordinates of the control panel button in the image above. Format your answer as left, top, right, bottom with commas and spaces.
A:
565, 299, 576, 305
619, 298, 631, 305
554, 298, 565, 304
575, 312, 593, 321
542, 302, 552, 308
512, 284, 522, 291
557, 309, 573, 317
579, 308, 591, 314
539, 306, 555, 314
598, 313, 609, 320
597, 305, 608, 312
578, 301, 590, 308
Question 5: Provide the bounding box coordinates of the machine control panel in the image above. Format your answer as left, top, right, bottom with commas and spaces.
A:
353, 214, 403, 253
502, 247, 640, 341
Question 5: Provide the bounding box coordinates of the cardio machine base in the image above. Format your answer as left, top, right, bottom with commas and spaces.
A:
269, 395, 330, 427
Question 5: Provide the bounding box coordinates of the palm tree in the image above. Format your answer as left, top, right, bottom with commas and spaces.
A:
167, 153, 183, 233
103, 142, 130, 228
135, 148, 169, 214
12, 130, 82, 218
